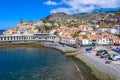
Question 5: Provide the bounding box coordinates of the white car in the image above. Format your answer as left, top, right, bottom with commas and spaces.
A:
108, 54, 120, 61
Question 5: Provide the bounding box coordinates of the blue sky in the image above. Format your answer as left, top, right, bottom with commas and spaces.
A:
0, 0, 120, 30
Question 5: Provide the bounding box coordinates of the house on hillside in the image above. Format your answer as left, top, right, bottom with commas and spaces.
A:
108, 28, 118, 34
109, 37, 120, 45
97, 38, 109, 45
60, 37, 76, 44
97, 33, 115, 45
97, 28, 111, 33
114, 25, 120, 34
83, 26, 93, 31
76, 35, 83, 46
82, 39, 92, 46
88, 35, 100, 45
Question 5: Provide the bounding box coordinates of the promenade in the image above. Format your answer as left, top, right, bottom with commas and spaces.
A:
0, 33, 56, 42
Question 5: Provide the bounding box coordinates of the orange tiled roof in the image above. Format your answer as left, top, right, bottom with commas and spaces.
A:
109, 37, 120, 40
65, 34, 73, 38
88, 35, 100, 40
77, 35, 83, 40
102, 32, 112, 36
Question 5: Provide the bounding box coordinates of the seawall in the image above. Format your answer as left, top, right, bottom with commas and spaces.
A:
41, 42, 79, 54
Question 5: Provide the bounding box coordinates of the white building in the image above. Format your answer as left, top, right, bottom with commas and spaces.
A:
97, 38, 109, 45
60, 37, 76, 44
114, 26, 120, 34
82, 39, 92, 45
108, 29, 118, 34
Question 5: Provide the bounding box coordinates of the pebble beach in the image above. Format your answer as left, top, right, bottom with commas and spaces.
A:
76, 46, 120, 80
43, 42, 120, 80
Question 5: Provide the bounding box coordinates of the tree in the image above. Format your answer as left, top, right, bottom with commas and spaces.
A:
38, 28, 41, 32
43, 20, 47, 23
82, 35, 88, 39
71, 32, 79, 38
117, 34, 120, 38
54, 31, 58, 36
77, 30, 82, 34
45, 26, 50, 31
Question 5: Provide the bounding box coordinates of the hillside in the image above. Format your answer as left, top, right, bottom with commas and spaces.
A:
3, 10, 120, 35
42, 11, 120, 28
42, 12, 107, 22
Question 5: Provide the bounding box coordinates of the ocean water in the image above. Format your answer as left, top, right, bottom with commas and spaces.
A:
0, 47, 82, 80
0, 30, 5, 34
0, 47, 98, 80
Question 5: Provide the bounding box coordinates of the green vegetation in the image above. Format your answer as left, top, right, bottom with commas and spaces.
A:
45, 26, 51, 31
38, 28, 41, 32
71, 32, 79, 38
76, 30, 82, 34
115, 9, 120, 15
42, 20, 47, 23
82, 35, 87, 39
117, 34, 120, 38
54, 31, 58, 36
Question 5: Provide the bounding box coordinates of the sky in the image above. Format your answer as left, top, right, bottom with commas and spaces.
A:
0, 0, 120, 30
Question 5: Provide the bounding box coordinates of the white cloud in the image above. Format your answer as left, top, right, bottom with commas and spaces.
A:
44, 0, 58, 6
49, 0, 120, 14
63, 0, 120, 8
51, 8, 72, 14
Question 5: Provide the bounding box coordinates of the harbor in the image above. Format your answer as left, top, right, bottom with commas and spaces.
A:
0, 40, 120, 80
0, 43, 99, 80
0, 1, 120, 79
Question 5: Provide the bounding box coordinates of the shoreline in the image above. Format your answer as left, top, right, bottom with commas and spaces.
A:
0, 42, 119, 80
41, 42, 79, 54
0, 42, 44, 49
75, 51, 120, 80
0, 42, 79, 55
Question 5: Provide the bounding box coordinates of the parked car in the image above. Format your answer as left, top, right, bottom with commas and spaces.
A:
113, 48, 120, 54
105, 60, 112, 64
96, 50, 108, 56
100, 52, 109, 58
116, 47, 120, 49
108, 54, 120, 61
107, 46, 112, 49
86, 47, 92, 51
